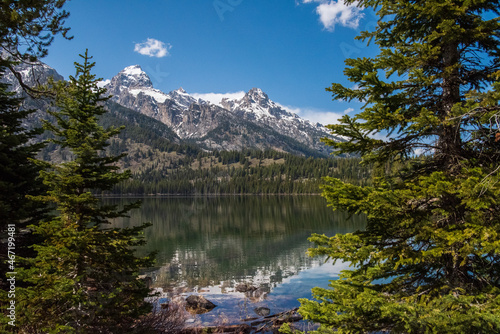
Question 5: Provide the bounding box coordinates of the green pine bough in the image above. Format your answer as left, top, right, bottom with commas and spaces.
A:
283, 0, 500, 333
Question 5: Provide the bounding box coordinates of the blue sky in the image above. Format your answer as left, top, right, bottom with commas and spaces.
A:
44, 0, 379, 126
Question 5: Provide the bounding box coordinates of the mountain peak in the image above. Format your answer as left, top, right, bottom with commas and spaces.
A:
122, 64, 144, 75
249, 87, 264, 94
167, 87, 197, 109
237, 87, 270, 110
245, 87, 269, 102
111, 65, 153, 89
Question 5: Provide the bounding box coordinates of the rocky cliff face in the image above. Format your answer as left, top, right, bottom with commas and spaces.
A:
104, 65, 340, 155
0, 61, 65, 129
1, 61, 64, 95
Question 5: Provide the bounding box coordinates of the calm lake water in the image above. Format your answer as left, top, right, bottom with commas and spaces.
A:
107, 196, 366, 328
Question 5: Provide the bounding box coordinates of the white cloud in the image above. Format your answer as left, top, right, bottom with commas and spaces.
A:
301, 0, 364, 31
280, 104, 345, 126
413, 148, 425, 156
344, 107, 354, 114
96, 79, 110, 88
279, 104, 302, 115
192, 91, 246, 106
134, 38, 171, 58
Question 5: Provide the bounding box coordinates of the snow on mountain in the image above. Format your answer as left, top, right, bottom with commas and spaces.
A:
128, 87, 169, 103
220, 88, 333, 142
166, 87, 199, 109
191, 91, 246, 107
106, 65, 169, 103
0, 59, 339, 155
1, 61, 64, 94
97, 79, 111, 88
238, 89, 297, 120
103, 65, 340, 155
115, 65, 153, 88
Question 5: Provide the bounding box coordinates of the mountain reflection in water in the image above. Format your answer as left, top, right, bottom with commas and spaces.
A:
107, 196, 365, 325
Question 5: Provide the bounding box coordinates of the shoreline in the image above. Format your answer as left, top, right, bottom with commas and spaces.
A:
97, 193, 323, 198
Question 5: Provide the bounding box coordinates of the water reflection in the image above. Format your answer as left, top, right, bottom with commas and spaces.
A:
107, 196, 365, 323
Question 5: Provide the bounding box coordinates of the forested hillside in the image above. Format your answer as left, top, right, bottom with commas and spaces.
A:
36, 98, 372, 195
106, 103, 372, 195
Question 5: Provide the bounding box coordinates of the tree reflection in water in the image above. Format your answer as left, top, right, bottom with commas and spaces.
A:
108, 195, 366, 324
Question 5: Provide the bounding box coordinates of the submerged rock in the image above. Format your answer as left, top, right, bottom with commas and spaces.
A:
235, 283, 269, 302
247, 287, 266, 299
254, 306, 271, 317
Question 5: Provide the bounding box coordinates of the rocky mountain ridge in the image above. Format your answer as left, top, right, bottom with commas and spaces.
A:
2, 61, 341, 156
104, 65, 340, 155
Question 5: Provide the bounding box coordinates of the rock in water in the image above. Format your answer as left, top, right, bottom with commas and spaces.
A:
254, 306, 271, 316
235, 283, 257, 293
185, 295, 217, 314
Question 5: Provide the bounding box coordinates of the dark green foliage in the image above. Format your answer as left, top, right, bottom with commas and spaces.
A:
0, 0, 70, 63
0, 68, 48, 329
0, 67, 45, 239
288, 1, 500, 333
0, 1, 71, 330
199, 119, 329, 158
101, 101, 180, 145
0, 0, 71, 98
17, 52, 154, 333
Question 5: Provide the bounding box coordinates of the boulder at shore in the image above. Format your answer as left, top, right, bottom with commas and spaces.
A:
185, 295, 217, 314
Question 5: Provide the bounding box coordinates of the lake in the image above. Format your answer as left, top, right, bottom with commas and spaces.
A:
107, 196, 365, 329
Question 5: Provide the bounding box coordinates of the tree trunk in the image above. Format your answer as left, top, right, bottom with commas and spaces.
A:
437, 41, 462, 171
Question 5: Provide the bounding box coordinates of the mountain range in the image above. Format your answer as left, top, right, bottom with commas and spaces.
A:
4, 61, 341, 157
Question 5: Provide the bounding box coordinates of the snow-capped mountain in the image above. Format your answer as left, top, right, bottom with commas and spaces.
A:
2, 60, 341, 156
104, 65, 340, 155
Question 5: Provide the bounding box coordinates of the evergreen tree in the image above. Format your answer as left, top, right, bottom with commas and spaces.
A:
0, 1, 73, 330
288, 1, 500, 333
17, 51, 154, 333
0, 67, 48, 330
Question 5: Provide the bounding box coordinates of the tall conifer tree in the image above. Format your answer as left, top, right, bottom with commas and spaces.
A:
1, 1, 71, 329
0, 68, 48, 331
17, 51, 154, 333
0, 70, 45, 233
288, 1, 500, 333
0, 0, 70, 301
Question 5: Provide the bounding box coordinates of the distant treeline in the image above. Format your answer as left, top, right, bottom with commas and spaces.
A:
109, 149, 373, 195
